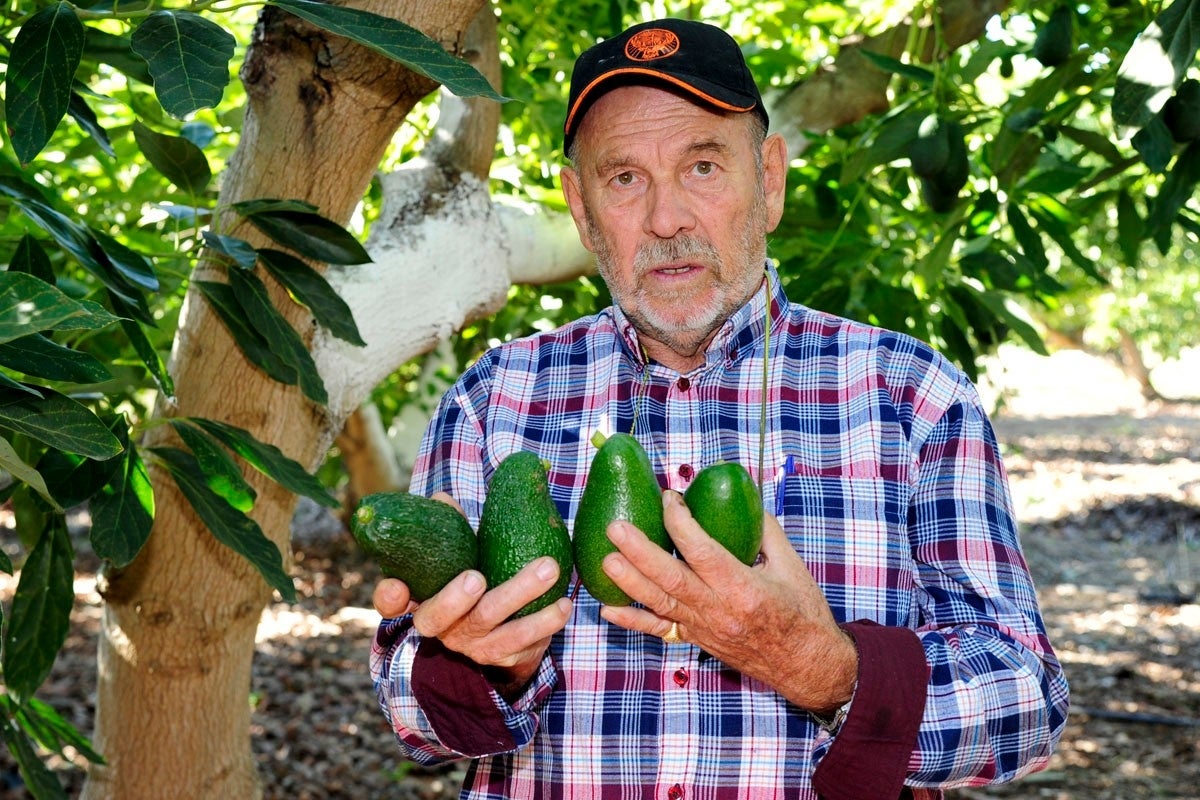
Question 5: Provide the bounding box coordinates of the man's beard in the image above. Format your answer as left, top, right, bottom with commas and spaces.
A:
587, 200, 768, 358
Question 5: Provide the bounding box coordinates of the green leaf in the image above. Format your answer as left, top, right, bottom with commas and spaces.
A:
90, 432, 154, 568
202, 231, 258, 269
0, 176, 154, 320
151, 446, 296, 602
187, 417, 338, 508
269, 0, 507, 102
169, 420, 256, 512
67, 89, 115, 158
1113, 0, 1200, 128
5, 2, 86, 164
0, 271, 118, 345
130, 11, 236, 118
37, 440, 123, 510
841, 106, 923, 185
857, 49, 935, 85
0, 711, 70, 800
3, 517, 74, 701
1005, 108, 1044, 133
971, 288, 1049, 355
0, 373, 43, 398
1057, 125, 1126, 164
258, 248, 365, 345
0, 435, 62, 512
1117, 190, 1144, 265
195, 280, 299, 385
10, 235, 56, 284
232, 200, 371, 265
228, 269, 328, 405
1132, 115, 1177, 173
1147, 138, 1200, 243
1006, 203, 1048, 271
0, 384, 124, 460
0, 548, 10, 574
1027, 200, 1104, 282
9, 695, 105, 764
119, 316, 175, 398
132, 120, 213, 196
0, 334, 112, 384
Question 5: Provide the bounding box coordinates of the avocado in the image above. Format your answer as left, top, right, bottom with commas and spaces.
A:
919, 119, 969, 213
351, 491, 478, 602
1032, 6, 1073, 68
1163, 79, 1200, 143
682, 462, 763, 565
573, 431, 670, 606
478, 451, 573, 617
909, 114, 951, 179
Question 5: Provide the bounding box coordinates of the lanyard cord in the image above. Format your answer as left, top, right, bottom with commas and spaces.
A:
630, 267, 773, 501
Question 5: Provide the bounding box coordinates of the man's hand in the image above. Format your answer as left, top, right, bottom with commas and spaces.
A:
599, 490, 857, 715
370, 492, 572, 698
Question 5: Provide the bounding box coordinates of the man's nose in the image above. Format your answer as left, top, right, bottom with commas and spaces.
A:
644, 181, 697, 239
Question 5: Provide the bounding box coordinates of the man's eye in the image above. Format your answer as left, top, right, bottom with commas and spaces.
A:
614, 172, 635, 186
695, 161, 715, 175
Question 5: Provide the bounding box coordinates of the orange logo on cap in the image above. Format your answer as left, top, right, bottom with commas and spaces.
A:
625, 28, 680, 61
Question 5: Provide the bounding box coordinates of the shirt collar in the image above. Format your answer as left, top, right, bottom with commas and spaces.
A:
609, 262, 786, 372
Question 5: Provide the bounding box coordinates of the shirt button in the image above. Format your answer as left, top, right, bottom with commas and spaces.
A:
673, 668, 689, 687
676, 376, 690, 391
678, 463, 693, 481
668, 785, 684, 800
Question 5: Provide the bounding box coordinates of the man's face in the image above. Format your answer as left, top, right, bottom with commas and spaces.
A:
562, 86, 787, 365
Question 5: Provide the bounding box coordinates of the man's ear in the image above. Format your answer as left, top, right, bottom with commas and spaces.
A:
560, 166, 595, 252
761, 133, 788, 233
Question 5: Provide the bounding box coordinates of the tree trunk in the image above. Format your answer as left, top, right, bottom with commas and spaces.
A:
83, 2, 488, 797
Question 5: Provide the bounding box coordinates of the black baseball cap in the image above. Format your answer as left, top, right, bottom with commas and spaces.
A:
564, 18, 769, 153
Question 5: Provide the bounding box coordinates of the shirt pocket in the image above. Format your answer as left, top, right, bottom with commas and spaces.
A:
775, 456, 916, 628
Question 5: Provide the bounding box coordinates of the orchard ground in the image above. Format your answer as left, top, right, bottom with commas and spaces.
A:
2, 344, 1198, 799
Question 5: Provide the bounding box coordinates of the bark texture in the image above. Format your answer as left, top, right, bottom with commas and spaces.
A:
83, 2, 488, 798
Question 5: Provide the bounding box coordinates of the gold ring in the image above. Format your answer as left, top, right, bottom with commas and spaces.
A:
662, 621, 683, 644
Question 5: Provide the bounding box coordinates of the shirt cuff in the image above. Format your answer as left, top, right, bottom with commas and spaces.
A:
410, 636, 518, 756
812, 620, 928, 800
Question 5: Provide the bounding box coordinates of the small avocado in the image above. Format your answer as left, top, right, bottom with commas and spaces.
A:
478, 451, 573, 618
682, 462, 763, 566
573, 431, 670, 606
909, 114, 952, 179
1163, 79, 1200, 143
1032, 6, 1074, 68
351, 492, 478, 602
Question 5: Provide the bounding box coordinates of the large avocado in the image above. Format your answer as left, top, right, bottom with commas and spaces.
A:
350, 492, 478, 602
478, 451, 573, 618
682, 462, 764, 566
573, 432, 669, 606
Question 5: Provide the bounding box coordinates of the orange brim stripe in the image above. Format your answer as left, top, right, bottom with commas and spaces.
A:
564, 67, 757, 136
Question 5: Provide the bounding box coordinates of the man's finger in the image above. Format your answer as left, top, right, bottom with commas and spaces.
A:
411, 569, 487, 638
372, 577, 415, 618
661, 489, 742, 576
470, 556, 566, 630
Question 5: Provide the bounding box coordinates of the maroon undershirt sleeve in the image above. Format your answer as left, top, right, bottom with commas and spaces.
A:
812, 620, 929, 800
410, 636, 517, 756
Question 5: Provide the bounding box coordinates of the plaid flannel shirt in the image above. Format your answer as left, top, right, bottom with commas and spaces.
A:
371, 266, 1069, 799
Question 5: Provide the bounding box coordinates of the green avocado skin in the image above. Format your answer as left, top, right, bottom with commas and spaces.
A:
350, 492, 478, 602
478, 451, 573, 618
682, 462, 764, 566
573, 433, 669, 606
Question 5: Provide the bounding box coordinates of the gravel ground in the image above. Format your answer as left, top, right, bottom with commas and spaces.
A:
2, 346, 1198, 799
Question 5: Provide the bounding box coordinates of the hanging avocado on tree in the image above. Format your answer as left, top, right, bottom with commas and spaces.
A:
1032, 6, 1074, 68
1163, 79, 1200, 143
913, 118, 969, 214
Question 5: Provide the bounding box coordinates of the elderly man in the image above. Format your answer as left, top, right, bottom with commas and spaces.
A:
370, 17, 1069, 799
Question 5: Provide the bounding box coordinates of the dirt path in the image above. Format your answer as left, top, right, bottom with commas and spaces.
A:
2, 347, 1198, 799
